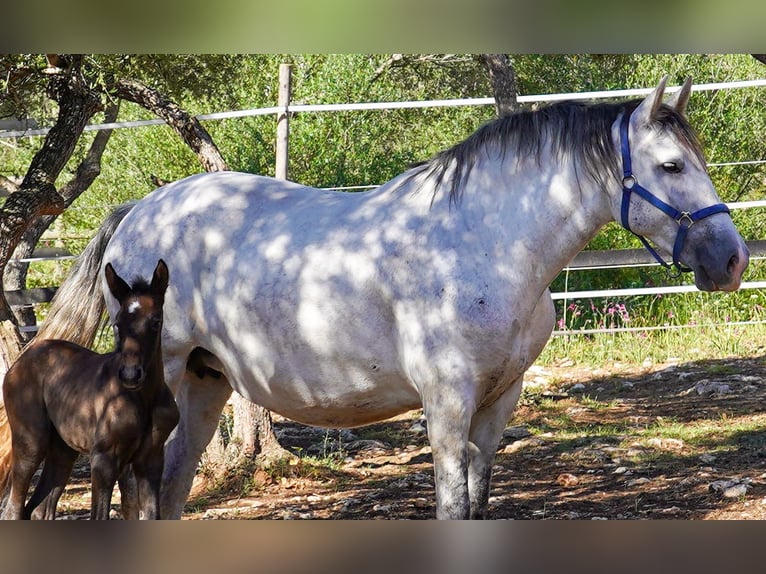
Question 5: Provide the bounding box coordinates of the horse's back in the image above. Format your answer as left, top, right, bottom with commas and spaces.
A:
102, 172, 430, 422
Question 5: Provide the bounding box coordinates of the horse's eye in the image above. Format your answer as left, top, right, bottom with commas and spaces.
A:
662, 161, 683, 173
150, 317, 162, 331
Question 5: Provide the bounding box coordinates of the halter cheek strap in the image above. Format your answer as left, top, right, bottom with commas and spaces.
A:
619, 111, 730, 276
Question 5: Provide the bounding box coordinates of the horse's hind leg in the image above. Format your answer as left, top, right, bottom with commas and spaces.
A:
161, 366, 231, 519
27, 434, 78, 520
1, 446, 45, 520
1, 416, 51, 520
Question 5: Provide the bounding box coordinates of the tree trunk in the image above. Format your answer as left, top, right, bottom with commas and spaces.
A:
4, 101, 120, 339
476, 54, 518, 117
0, 55, 102, 377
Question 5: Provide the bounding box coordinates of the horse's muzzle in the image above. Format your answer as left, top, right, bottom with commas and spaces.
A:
118, 365, 145, 390
694, 241, 749, 292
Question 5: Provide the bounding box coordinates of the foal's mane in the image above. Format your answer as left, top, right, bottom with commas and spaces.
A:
125, 278, 154, 297
408, 98, 706, 206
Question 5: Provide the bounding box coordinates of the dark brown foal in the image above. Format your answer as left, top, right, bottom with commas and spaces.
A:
1, 259, 178, 520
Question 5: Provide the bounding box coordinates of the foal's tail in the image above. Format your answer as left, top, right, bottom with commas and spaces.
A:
0, 203, 135, 500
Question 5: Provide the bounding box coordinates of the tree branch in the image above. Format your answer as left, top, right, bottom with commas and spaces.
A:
114, 78, 228, 172
5, 101, 121, 330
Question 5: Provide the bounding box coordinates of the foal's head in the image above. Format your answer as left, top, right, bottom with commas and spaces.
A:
104, 259, 169, 390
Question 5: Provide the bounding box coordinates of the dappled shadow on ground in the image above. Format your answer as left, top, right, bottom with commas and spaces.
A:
55, 355, 766, 519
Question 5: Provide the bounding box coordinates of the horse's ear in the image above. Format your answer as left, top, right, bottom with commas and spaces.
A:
665, 76, 692, 116
633, 75, 668, 125
105, 262, 132, 303
151, 259, 169, 297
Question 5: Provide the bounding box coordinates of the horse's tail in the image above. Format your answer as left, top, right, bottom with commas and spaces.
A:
0, 202, 135, 501
35, 202, 135, 346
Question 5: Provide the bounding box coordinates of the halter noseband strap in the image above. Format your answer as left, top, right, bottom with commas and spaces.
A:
619, 110, 730, 276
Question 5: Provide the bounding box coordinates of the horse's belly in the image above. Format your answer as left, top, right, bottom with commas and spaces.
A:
244, 368, 422, 428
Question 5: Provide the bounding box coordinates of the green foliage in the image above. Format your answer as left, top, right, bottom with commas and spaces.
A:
3, 54, 765, 334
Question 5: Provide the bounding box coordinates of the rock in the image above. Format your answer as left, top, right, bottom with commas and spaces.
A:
556, 473, 579, 487
647, 437, 685, 451
570, 383, 586, 393
345, 439, 390, 454
503, 426, 532, 441
709, 478, 751, 498
409, 417, 427, 433
699, 453, 717, 464
683, 380, 732, 396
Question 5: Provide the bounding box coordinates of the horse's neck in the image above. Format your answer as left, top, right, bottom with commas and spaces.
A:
454, 154, 614, 287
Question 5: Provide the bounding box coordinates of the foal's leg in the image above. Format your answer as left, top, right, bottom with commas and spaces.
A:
27, 433, 78, 520
134, 387, 179, 519
117, 468, 140, 520
467, 376, 525, 519
89, 451, 120, 520
1, 415, 51, 520
1, 446, 46, 520
161, 367, 231, 519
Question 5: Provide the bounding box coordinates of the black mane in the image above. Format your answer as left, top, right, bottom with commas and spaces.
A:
407, 98, 706, 206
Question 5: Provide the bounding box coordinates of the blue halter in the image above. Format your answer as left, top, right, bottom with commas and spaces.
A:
619, 110, 730, 277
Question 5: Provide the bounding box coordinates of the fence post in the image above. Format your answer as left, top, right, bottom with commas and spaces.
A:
275, 63, 292, 180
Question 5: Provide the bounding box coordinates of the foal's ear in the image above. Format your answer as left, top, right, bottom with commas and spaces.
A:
633, 75, 668, 125
665, 76, 692, 116
105, 262, 132, 303
151, 259, 170, 297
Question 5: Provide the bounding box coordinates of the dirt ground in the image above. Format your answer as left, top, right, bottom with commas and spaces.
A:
54, 354, 766, 520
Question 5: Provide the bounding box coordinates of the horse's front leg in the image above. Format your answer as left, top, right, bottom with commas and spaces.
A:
89, 451, 119, 520
422, 385, 475, 520
117, 467, 140, 519
466, 295, 554, 519
132, 451, 163, 519
130, 387, 180, 520
467, 375, 525, 519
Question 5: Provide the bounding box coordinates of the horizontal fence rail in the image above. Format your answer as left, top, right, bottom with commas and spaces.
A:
3, 79, 766, 139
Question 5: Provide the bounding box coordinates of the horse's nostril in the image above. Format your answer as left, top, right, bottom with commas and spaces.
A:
119, 365, 144, 385
727, 253, 739, 276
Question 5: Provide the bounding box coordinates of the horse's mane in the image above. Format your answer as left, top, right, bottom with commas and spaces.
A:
408, 98, 707, 206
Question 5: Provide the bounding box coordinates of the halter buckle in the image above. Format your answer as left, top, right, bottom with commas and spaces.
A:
622, 175, 637, 189
676, 212, 695, 229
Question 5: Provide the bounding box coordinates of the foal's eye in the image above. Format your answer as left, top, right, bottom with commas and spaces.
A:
150, 317, 162, 331
662, 161, 683, 173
